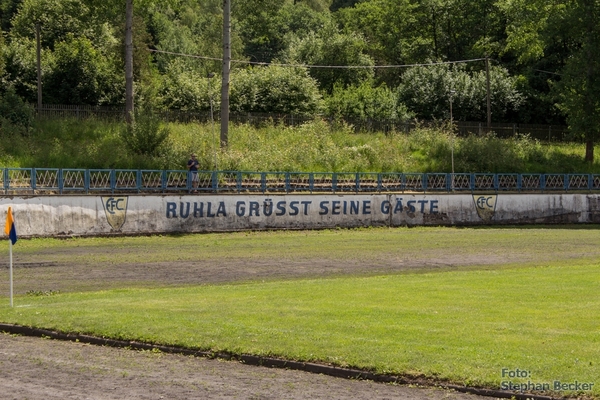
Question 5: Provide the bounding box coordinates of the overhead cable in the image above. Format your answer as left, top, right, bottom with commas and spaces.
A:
148, 48, 486, 69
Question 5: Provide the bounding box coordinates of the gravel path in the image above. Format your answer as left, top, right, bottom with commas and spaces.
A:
0, 333, 498, 400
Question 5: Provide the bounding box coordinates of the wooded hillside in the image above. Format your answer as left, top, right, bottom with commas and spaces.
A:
1, 0, 599, 158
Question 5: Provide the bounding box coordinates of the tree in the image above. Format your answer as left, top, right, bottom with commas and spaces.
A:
554, 1, 600, 163
234, 0, 288, 63
499, 0, 600, 162
335, 0, 431, 66
293, 0, 331, 12
234, 0, 331, 63
325, 81, 412, 122
414, 0, 506, 61
396, 63, 524, 122
281, 23, 374, 93
43, 36, 119, 104
334, 0, 508, 87
125, 0, 133, 122
229, 65, 323, 115
10, 0, 93, 49
329, 0, 360, 12
6, 0, 131, 106
145, 0, 238, 76
0, 0, 22, 32
0, 27, 5, 79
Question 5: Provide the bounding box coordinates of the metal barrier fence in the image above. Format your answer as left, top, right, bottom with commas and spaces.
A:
2, 168, 600, 194
35, 105, 569, 141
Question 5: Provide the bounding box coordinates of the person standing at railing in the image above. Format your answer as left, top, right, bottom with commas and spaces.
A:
187, 153, 200, 193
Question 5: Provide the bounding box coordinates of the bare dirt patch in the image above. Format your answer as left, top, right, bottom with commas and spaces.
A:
0, 333, 497, 400
8, 253, 515, 294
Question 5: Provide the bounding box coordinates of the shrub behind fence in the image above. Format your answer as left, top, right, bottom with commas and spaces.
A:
34, 104, 569, 141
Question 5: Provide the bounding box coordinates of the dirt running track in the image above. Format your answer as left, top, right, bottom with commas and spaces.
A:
0, 333, 501, 400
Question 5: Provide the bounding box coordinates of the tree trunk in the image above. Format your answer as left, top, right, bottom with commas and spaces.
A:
583, 0, 597, 164
486, 56, 491, 132
220, 0, 231, 148
125, 0, 134, 125
585, 140, 594, 163
36, 23, 42, 113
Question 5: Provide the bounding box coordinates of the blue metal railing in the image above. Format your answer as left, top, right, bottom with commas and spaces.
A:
2, 168, 600, 194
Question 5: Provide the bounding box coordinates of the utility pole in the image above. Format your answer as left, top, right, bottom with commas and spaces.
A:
220, 0, 231, 148
485, 56, 491, 132
450, 89, 456, 190
125, 0, 134, 125
208, 73, 218, 171
36, 23, 42, 113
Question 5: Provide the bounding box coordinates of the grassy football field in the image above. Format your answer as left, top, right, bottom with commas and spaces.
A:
1, 227, 598, 398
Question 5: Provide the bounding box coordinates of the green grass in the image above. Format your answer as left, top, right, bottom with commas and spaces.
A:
0, 227, 599, 398
3, 117, 600, 173
6, 226, 600, 275
0, 263, 598, 397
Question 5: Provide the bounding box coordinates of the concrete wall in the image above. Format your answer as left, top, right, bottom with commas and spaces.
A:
2, 193, 600, 237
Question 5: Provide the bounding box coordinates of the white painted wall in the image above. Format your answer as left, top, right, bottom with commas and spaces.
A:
1, 193, 598, 237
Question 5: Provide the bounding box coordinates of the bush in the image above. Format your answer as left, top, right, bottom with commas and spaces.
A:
454, 133, 526, 173
3, 116, 600, 174
397, 63, 524, 122
157, 59, 216, 112
0, 87, 34, 127
120, 109, 171, 159
230, 65, 323, 116
43, 36, 120, 105
325, 81, 413, 122
281, 25, 374, 93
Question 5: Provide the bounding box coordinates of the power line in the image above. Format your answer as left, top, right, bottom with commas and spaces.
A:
534, 69, 561, 76
148, 48, 486, 69
149, 49, 223, 62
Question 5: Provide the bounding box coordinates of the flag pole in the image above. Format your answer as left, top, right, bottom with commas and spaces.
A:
9, 239, 13, 307
5, 206, 17, 306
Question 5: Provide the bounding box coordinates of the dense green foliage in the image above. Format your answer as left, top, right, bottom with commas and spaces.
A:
0, 0, 591, 122
326, 81, 411, 122
1, 0, 599, 164
229, 65, 322, 115
1, 117, 599, 173
498, 0, 600, 161
397, 64, 524, 121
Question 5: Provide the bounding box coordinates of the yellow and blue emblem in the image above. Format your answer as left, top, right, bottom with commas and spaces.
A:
473, 195, 497, 222
102, 196, 129, 231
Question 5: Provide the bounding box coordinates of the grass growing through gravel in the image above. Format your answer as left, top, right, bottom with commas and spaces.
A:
5, 226, 600, 272
1, 227, 599, 397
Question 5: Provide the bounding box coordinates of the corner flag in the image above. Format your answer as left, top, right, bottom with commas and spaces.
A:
4, 206, 17, 245
5, 206, 16, 307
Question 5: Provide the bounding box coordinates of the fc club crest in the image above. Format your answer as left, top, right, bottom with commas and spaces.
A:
473, 195, 497, 222
102, 196, 129, 231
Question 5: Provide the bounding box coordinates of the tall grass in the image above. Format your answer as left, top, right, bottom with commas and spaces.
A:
1, 117, 599, 173
0, 118, 125, 169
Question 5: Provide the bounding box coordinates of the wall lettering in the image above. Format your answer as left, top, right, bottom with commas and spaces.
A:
167, 197, 439, 219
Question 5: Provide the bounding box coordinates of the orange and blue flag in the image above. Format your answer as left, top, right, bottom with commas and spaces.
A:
4, 207, 17, 245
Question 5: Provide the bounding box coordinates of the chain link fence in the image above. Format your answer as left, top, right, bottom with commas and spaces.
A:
35, 105, 569, 142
